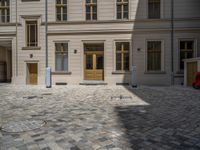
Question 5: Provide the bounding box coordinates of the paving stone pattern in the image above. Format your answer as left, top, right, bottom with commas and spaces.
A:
0, 84, 200, 150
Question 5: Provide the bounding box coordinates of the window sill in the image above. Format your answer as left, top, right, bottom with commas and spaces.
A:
112, 71, 131, 74
22, 47, 41, 50
144, 71, 166, 74
52, 71, 72, 75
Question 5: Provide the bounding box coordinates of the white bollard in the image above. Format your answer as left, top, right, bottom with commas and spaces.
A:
45, 67, 52, 88
131, 65, 137, 88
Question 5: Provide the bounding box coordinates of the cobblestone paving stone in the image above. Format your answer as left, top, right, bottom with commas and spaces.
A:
0, 84, 200, 150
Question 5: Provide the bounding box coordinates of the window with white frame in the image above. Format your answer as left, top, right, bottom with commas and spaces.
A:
180, 41, 194, 70
116, 42, 130, 71
0, 0, 10, 23
117, 0, 129, 20
86, 0, 97, 20
26, 21, 38, 47
147, 41, 162, 71
148, 0, 160, 19
56, 0, 67, 21
55, 43, 68, 71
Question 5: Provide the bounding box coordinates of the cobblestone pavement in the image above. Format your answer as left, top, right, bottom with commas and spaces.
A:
0, 84, 200, 150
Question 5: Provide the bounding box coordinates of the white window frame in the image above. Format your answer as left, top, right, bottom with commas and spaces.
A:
146, 0, 163, 19
145, 39, 165, 72
113, 39, 132, 72
85, 0, 98, 21
115, 0, 130, 20
178, 38, 197, 72
0, 0, 10, 23
25, 19, 39, 47
55, 0, 68, 22
54, 41, 70, 72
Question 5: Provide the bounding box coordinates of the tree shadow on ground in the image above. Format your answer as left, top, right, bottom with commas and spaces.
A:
115, 86, 200, 150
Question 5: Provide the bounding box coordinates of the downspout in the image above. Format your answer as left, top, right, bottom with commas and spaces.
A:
45, 0, 48, 68
15, 0, 18, 77
171, 0, 174, 85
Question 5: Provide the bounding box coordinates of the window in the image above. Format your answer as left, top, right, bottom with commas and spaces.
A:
26, 21, 38, 47
147, 41, 162, 71
148, 0, 160, 19
116, 42, 130, 71
180, 41, 194, 70
56, 0, 67, 21
55, 43, 68, 71
117, 0, 129, 20
0, 0, 10, 23
86, 0, 97, 20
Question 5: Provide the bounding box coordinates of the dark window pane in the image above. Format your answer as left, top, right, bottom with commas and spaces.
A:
147, 41, 161, 71
63, 43, 68, 51
117, 12, 122, 19
116, 53, 122, 70
86, 5, 90, 13
180, 41, 185, 49
123, 42, 130, 50
92, 0, 97, 3
93, 6, 97, 13
187, 41, 193, 49
57, 7, 61, 13
86, 13, 91, 20
63, 0, 67, 4
56, 43, 62, 51
56, 0, 61, 4
148, 0, 160, 19
96, 55, 104, 69
86, 55, 93, 69
93, 13, 97, 20
63, 13, 67, 20
63, 6, 67, 14
57, 14, 61, 21
124, 4, 128, 11
124, 53, 129, 71
116, 42, 122, 51
86, 0, 90, 4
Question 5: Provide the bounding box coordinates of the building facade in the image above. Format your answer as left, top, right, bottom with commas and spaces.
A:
0, 0, 199, 85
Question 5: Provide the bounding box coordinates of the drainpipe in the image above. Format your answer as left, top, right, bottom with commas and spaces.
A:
15, 0, 18, 77
45, 0, 48, 68
45, 0, 51, 88
171, 0, 174, 85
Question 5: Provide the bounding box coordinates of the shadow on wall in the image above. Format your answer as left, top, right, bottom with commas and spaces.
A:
115, 86, 200, 150
118, 1, 200, 149
122, 0, 147, 86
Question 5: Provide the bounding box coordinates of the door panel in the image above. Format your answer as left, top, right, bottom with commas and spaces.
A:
187, 62, 197, 86
27, 63, 38, 85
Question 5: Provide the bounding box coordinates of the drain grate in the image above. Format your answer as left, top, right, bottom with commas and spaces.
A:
41, 93, 52, 96
111, 95, 132, 100
23, 96, 43, 99
1, 120, 46, 133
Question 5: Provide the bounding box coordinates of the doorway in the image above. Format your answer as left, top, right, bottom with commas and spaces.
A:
84, 43, 104, 80
27, 63, 38, 85
187, 61, 197, 86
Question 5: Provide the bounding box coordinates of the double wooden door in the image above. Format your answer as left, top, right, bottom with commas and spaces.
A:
84, 51, 104, 80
